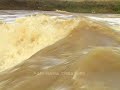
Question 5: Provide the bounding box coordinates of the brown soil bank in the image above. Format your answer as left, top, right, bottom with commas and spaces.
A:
0, 0, 120, 13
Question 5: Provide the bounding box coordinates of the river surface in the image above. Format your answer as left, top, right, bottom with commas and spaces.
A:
0, 10, 120, 31
0, 10, 120, 90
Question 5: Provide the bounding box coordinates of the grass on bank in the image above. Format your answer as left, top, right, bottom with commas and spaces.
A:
0, 0, 120, 14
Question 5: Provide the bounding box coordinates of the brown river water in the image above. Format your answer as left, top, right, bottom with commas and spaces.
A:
0, 10, 120, 90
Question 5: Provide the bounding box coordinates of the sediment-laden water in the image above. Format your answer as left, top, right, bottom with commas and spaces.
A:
0, 11, 120, 90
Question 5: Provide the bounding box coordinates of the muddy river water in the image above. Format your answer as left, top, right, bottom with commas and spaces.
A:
0, 10, 120, 90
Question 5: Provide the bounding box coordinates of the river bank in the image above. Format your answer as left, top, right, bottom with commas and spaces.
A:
0, 0, 120, 13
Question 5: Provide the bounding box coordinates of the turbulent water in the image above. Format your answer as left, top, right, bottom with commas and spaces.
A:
0, 10, 120, 90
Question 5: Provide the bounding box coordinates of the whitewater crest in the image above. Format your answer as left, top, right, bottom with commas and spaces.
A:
0, 14, 120, 90
0, 15, 80, 72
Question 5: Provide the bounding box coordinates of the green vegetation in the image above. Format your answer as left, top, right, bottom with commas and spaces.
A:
0, 0, 120, 13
